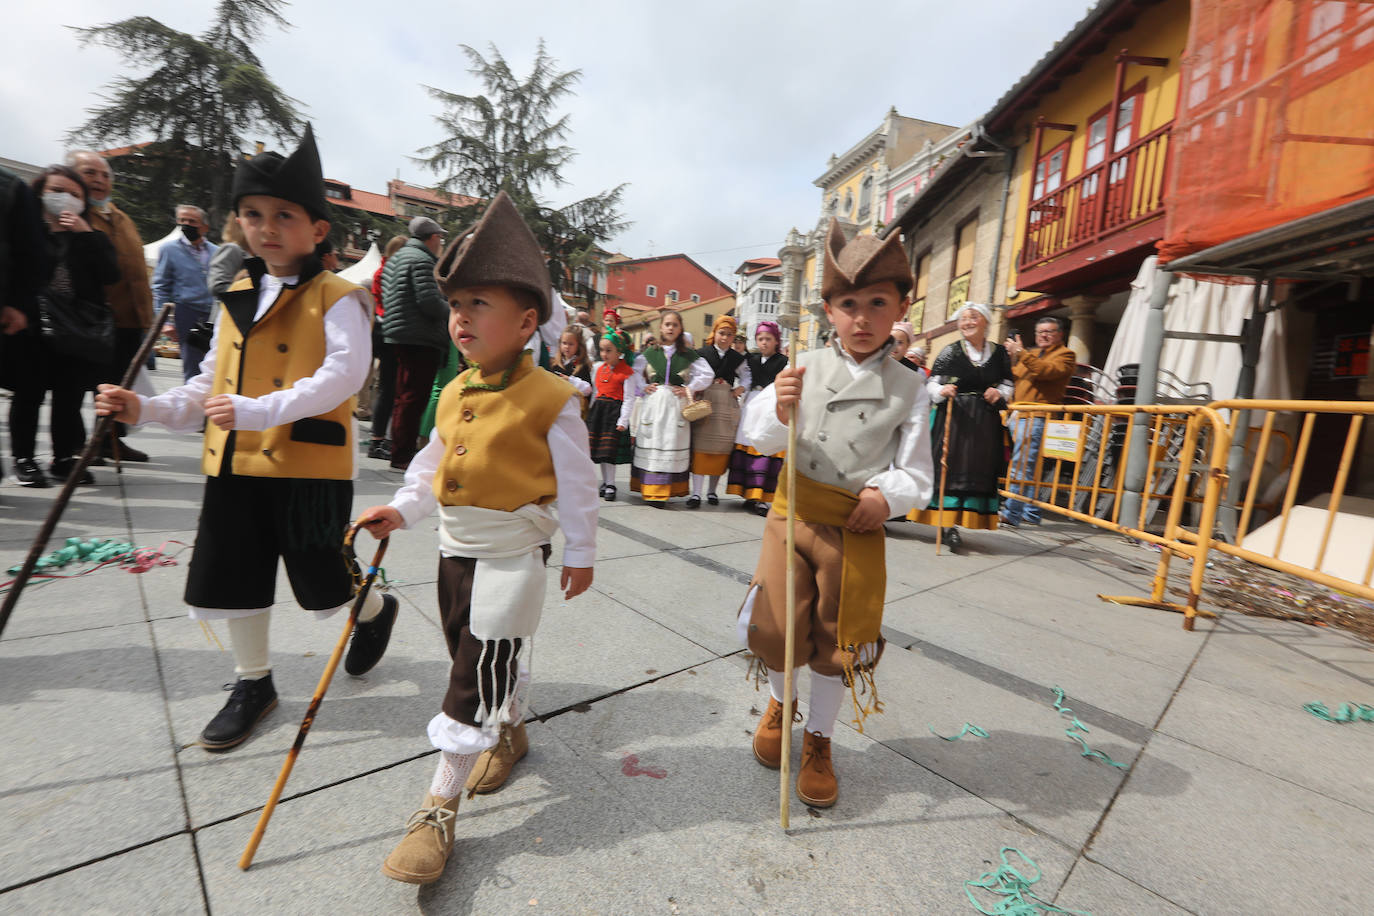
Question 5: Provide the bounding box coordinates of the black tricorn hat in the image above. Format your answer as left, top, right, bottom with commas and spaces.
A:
231, 123, 329, 221
434, 190, 551, 322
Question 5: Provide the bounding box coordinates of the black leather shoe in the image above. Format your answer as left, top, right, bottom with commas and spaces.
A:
943, 528, 963, 552
685, 495, 702, 509
707, 493, 719, 506
603, 484, 617, 502
753, 501, 771, 517
201, 674, 278, 750
48, 458, 94, 485
13, 458, 50, 488
367, 440, 392, 460
345, 593, 399, 676
101, 438, 150, 462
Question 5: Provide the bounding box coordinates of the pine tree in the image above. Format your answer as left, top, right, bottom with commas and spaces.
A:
67, 1, 302, 241
419, 41, 629, 304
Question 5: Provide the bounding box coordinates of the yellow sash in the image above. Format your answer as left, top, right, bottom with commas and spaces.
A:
773, 469, 886, 653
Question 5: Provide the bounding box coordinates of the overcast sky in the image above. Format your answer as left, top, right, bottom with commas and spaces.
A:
7, 0, 1096, 282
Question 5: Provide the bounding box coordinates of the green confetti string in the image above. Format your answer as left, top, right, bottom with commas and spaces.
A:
1304, 701, 1374, 723
930, 723, 991, 741
7, 537, 135, 574
964, 847, 1093, 916
1051, 687, 1128, 770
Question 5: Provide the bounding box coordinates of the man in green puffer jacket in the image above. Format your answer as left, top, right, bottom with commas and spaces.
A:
380, 216, 447, 469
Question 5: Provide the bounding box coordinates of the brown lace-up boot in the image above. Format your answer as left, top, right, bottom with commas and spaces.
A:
381, 793, 461, 884
796, 729, 838, 807
752, 696, 800, 769
464, 720, 529, 795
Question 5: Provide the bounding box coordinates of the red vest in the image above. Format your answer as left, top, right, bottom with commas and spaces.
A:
595, 360, 634, 399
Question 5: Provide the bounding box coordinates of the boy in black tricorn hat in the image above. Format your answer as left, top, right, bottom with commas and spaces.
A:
97, 125, 399, 750
355, 190, 598, 885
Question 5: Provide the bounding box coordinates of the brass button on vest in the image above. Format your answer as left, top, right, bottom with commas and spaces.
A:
273, 378, 283, 388
454, 444, 467, 456
445, 479, 460, 493
277, 343, 289, 353
262, 448, 272, 456
232, 341, 242, 350
462, 409, 475, 422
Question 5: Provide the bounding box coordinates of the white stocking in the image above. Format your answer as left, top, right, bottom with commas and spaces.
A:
356, 586, 386, 623
227, 611, 271, 680
429, 751, 479, 800
805, 670, 846, 738
600, 463, 616, 486
690, 473, 705, 497
767, 668, 796, 704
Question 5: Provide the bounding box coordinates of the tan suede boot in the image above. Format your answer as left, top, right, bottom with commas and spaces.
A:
752, 697, 799, 769
380, 793, 461, 884
796, 730, 838, 808
464, 720, 529, 795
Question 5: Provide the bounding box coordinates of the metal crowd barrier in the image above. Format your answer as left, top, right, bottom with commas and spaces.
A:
997, 399, 1374, 631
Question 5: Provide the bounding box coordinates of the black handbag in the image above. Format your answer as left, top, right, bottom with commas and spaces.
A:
38, 288, 115, 365
186, 319, 214, 350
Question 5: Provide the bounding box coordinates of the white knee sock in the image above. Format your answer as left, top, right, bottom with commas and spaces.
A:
708, 474, 722, 496
600, 463, 616, 486
227, 611, 272, 680
767, 667, 796, 704
429, 750, 479, 800
690, 473, 704, 496
805, 670, 846, 738
356, 587, 386, 623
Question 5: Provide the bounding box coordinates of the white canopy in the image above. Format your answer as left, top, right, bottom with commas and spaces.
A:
337, 242, 382, 284
143, 226, 181, 268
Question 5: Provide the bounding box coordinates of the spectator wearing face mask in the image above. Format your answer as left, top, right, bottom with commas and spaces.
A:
152, 204, 218, 382
8, 165, 119, 487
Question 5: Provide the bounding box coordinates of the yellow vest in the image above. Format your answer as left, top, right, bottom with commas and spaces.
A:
431, 352, 572, 510
202, 270, 366, 480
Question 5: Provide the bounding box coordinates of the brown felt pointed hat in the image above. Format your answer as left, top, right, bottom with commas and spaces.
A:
434, 190, 551, 321
820, 220, 914, 301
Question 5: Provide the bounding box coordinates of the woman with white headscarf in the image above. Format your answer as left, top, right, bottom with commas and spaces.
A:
907, 302, 1012, 550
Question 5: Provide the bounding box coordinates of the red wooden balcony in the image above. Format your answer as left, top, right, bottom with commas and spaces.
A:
1017, 121, 1173, 292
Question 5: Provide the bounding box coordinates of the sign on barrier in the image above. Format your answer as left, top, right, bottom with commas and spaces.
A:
1042, 420, 1085, 462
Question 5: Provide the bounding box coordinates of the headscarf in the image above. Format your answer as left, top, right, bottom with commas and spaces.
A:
601, 330, 630, 357
755, 320, 781, 341
603, 307, 619, 323
711, 314, 738, 338
891, 321, 915, 340
958, 302, 993, 327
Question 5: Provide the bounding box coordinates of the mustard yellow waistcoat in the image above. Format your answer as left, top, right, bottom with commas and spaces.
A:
203, 270, 366, 480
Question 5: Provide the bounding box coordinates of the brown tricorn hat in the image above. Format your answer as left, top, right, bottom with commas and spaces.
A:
820, 220, 914, 301
434, 190, 551, 321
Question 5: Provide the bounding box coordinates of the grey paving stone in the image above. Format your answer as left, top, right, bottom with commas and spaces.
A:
0, 556, 149, 641
1157, 673, 1374, 812
1054, 857, 1192, 915
0, 623, 186, 888
1091, 733, 1374, 915
0, 834, 205, 914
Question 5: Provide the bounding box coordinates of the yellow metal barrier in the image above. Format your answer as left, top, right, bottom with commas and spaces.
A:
998, 398, 1374, 631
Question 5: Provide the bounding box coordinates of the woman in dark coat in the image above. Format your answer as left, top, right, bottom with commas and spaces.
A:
6, 165, 119, 486
907, 303, 1012, 550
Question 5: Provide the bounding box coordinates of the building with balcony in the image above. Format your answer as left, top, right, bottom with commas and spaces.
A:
733, 257, 784, 345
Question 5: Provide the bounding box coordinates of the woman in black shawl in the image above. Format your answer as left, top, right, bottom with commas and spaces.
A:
907, 302, 1012, 550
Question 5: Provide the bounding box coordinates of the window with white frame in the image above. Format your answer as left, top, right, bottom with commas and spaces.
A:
691, 294, 700, 303
668, 290, 679, 302
646, 284, 657, 299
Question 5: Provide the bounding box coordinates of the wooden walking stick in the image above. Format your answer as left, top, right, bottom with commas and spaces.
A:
935, 393, 954, 556
239, 524, 389, 870
779, 337, 800, 830
0, 303, 171, 639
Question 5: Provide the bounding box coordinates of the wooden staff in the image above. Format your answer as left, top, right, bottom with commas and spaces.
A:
779, 338, 799, 830
239, 525, 389, 870
0, 303, 172, 639
935, 396, 953, 556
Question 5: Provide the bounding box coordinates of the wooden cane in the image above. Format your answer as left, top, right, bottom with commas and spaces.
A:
779, 344, 799, 830
239, 525, 389, 870
0, 303, 172, 639
935, 394, 953, 557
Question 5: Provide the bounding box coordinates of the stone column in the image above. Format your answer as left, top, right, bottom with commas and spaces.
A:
1063, 294, 1106, 364
778, 228, 807, 351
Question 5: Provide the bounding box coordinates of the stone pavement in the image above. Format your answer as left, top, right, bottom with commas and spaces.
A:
1, 365, 1372, 915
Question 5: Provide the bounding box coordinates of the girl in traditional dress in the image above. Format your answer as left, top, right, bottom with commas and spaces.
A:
727, 320, 787, 516
630, 310, 712, 506
550, 326, 593, 406
588, 332, 642, 501
907, 302, 1013, 551
687, 315, 751, 508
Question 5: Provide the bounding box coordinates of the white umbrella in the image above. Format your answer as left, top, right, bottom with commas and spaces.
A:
337, 242, 382, 284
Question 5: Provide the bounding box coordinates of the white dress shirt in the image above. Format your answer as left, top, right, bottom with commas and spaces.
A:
708, 345, 753, 390
742, 344, 934, 516
387, 394, 599, 568
632, 343, 713, 393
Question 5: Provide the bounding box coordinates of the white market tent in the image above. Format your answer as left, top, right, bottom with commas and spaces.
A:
337, 242, 381, 284
143, 226, 181, 268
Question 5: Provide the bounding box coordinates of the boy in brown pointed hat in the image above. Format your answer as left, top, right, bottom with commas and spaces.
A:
97, 124, 399, 751
733, 221, 934, 807
356, 190, 598, 885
